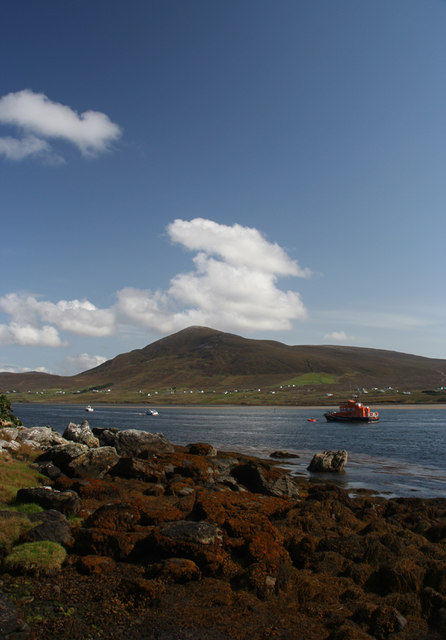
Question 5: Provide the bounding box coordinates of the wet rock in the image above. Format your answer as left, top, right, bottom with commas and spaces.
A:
63, 421, 99, 448
15, 487, 81, 515
308, 450, 348, 472
270, 451, 299, 459
108, 456, 165, 482
230, 461, 299, 498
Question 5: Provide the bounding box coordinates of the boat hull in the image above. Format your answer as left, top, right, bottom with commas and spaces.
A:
324, 413, 379, 423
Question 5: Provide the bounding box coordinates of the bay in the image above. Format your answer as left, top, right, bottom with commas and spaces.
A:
12, 403, 446, 499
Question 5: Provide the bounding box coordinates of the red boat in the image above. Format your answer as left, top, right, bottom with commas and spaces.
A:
324, 399, 379, 423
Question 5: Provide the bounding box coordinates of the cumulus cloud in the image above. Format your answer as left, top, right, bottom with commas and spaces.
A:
0, 322, 64, 347
0, 89, 121, 161
0, 219, 311, 347
167, 218, 311, 277
0, 293, 116, 343
61, 353, 108, 375
116, 219, 310, 332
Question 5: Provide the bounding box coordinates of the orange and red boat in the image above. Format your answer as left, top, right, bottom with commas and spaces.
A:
324, 399, 379, 423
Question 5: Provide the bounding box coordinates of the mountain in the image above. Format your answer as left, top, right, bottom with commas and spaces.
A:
1, 327, 445, 399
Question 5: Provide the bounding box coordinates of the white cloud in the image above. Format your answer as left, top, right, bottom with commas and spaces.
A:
0, 89, 122, 160
324, 331, 350, 342
0, 293, 116, 340
116, 219, 310, 332
0, 364, 51, 373
0, 219, 310, 347
61, 353, 108, 375
167, 218, 311, 277
0, 322, 64, 347
0, 134, 61, 162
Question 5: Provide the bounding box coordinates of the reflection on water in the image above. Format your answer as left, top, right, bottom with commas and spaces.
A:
12, 403, 446, 499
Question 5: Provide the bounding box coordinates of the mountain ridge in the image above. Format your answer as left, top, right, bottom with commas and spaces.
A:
1, 327, 445, 398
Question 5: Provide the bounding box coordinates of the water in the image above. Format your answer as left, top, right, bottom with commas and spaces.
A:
12, 403, 446, 499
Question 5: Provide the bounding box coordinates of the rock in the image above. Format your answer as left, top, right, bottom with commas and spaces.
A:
158, 520, 222, 546
112, 429, 175, 457
77, 555, 116, 575
186, 443, 217, 457
21, 509, 74, 547
146, 557, 201, 583
270, 451, 299, 459
63, 421, 99, 448
15, 487, 81, 515
66, 446, 120, 479
230, 461, 299, 498
109, 456, 165, 482
308, 450, 348, 472
36, 442, 89, 472
16, 426, 67, 449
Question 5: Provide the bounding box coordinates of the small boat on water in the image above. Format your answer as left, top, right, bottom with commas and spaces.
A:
146, 409, 159, 416
324, 399, 379, 423
85, 405, 94, 413
307, 418, 317, 422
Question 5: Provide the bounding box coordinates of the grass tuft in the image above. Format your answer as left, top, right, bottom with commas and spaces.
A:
4, 541, 67, 574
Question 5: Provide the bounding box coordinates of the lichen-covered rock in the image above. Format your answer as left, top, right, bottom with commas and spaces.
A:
230, 461, 299, 498
63, 421, 99, 448
16, 426, 67, 449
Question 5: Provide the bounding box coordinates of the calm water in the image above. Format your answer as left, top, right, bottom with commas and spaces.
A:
12, 403, 446, 499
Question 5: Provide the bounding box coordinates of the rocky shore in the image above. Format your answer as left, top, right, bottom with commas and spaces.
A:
1, 421, 446, 639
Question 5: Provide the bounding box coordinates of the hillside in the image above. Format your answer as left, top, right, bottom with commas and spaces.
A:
1, 326, 445, 403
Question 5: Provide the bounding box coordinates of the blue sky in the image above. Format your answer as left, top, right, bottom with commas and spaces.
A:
1, 0, 445, 375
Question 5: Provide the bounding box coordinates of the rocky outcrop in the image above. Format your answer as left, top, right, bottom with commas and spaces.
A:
3, 422, 446, 640
63, 421, 99, 448
16, 487, 81, 515
307, 449, 348, 472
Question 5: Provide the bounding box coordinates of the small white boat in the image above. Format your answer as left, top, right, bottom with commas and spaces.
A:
85, 405, 94, 413
146, 409, 159, 416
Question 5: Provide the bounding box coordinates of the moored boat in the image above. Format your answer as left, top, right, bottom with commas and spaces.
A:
324, 399, 379, 423
146, 409, 159, 416
85, 405, 94, 413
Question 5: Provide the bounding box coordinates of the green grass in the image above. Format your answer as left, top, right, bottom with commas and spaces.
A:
283, 373, 337, 387
0, 514, 40, 554
4, 541, 67, 573
0, 458, 49, 503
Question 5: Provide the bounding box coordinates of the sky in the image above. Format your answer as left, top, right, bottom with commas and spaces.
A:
0, 0, 445, 375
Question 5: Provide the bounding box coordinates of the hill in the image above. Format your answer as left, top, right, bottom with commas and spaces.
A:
1, 326, 445, 404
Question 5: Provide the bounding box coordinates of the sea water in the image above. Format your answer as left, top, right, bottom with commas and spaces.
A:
12, 403, 446, 499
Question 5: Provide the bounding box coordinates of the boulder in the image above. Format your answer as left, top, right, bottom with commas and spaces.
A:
22, 509, 74, 547
63, 421, 99, 448
66, 446, 120, 479
36, 442, 89, 473
230, 461, 300, 498
16, 426, 67, 449
186, 443, 217, 457
307, 450, 348, 472
112, 429, 175, 458
108, 456, 165, 482
15, 487, 81, 515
